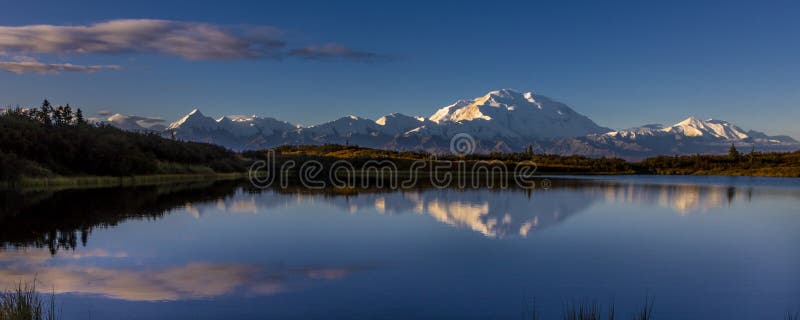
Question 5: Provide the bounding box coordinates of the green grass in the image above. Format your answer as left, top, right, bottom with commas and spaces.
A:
0, 281, 58, 320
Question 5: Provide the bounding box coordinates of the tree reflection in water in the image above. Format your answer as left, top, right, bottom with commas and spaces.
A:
3, 177, 795, 254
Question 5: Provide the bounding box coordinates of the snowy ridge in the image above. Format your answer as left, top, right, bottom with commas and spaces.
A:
167, 109, 217, 131
663, 117, 749, 140
101, 89, 799, 157
604, 124, 664, 139
427, 89, 609, 138
376, 113, 432, 135
605, 117, 758, 141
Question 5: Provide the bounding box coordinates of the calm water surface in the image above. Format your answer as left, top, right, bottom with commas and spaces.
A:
1, 176, 799, 319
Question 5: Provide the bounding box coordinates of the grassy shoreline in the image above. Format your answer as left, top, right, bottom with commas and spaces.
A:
3, 168, 796, 192
0, 172, 250, 191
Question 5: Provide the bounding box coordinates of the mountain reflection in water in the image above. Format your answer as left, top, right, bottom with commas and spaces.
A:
0, 176, 798, 319
3, 177, 798, 253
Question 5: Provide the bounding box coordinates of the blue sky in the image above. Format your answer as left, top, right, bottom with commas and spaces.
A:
1, 0, 799, 137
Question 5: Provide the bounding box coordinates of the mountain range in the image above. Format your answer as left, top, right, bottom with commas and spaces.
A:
103, 89, 799, 159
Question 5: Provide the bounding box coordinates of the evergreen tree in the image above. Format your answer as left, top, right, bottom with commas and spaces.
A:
75, 108, 86, 125
54, 105, 66, 126
0, 105, 245, 179
38, 99, 53, 126
63, 104, 74, 124
728, 143, 740, 160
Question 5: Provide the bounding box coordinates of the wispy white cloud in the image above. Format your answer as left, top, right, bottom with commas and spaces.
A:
0, 19, 388, 72
290, 43, 392, 62
0, 19, 285, 60
0, 58, 120, 74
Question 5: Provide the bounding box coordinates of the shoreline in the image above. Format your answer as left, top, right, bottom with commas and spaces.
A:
4, 169, 797, 193
0, 172, 250, 191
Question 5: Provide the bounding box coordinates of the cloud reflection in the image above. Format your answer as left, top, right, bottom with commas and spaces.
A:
0, 249, 357, 301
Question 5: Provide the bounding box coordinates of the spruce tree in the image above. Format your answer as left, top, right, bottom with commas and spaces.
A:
728, 143, 740, 160
64, 104, 74, 124
54, 105, 66, 126
38, 99, 53, 126
75, 108, 86, 125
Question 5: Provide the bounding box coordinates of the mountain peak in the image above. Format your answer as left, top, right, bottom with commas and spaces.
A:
665, 116, 749, 139
375, 113, 428, 134
485, 88, 521, 98
428, 89, 609, 138
479, 89, 530, 105
167, 108, 218, 130
676, 116, 703, 126
376, 112, 422, 125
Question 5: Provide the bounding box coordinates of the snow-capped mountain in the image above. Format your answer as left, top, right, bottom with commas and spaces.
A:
428, 89, 610, 139
604, 124, 665, 139
106, 114, 147, 131
216, 115, 296, 137
158, 109, 299, 149
167, 109, 218, 131
570, 117, 800, 159
375, 113, 432, 135
303, 115, 382, 137
663, 117, 749, 140
103, 89, 799, 158
603, 117, 794, 143
294, 115, 396, 147
102, 113, 165, 132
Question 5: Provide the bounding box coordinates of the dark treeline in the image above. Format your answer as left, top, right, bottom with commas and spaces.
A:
245, 144, 800, 177
639, 144, 800, 177
243, 145, 635, 174
0, 100, 245, 180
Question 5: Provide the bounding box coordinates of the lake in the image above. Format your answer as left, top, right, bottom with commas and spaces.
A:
1, 176, 799, 319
